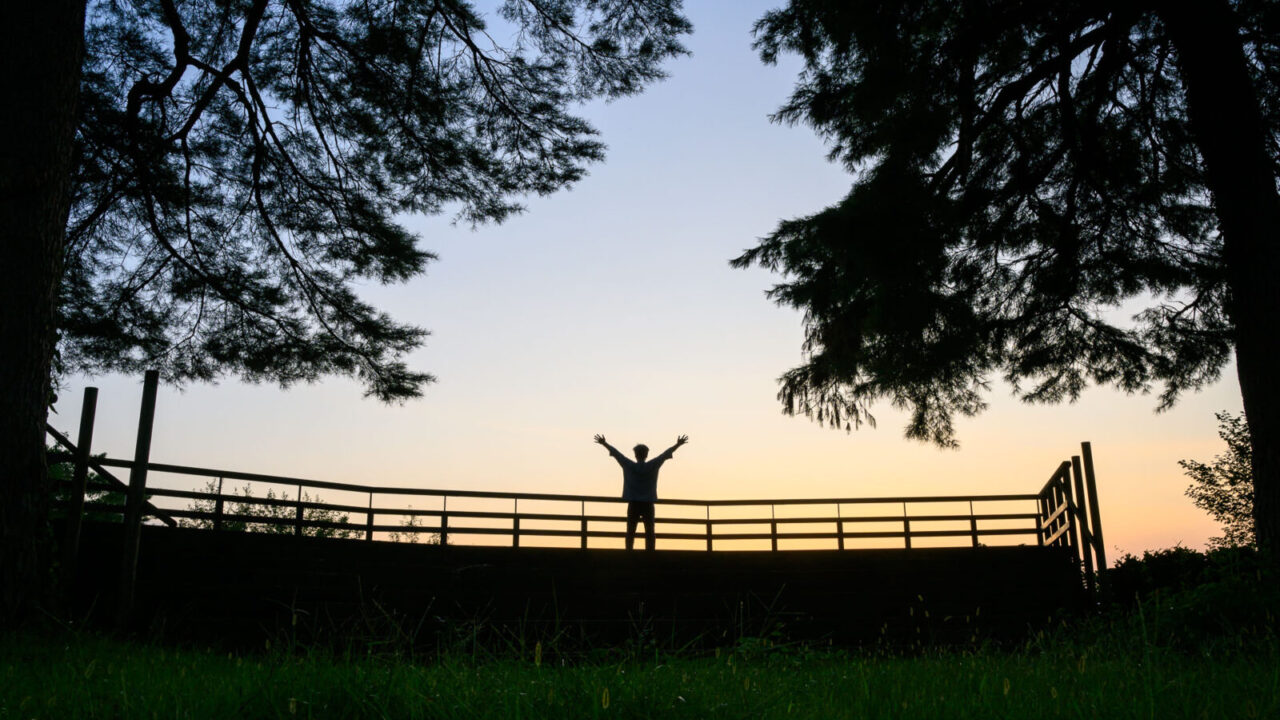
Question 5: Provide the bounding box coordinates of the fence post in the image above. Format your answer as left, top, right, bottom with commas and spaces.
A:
62, 386, 98, 576
118, 370, 159, 626
580, 501, 587, 549
512, 499, 520, 547
969, 500, 979, 547
214, 477, 225, 532
1081, 442, 1107, 573
705, 506, 712, 552
440, 497, 449, 546
365, 493, 373, 541
836, 503, 845, 551
770, 505, 778, 552
1036, 492, 1048, 546
294, 483, 304, 537
903, 502, 911, 549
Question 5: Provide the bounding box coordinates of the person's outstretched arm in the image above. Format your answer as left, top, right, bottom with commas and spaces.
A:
653, 435, 688, 462
594, 434, 627, 462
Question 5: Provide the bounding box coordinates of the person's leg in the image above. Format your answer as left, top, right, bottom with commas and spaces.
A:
643, 503, 656, 551
626, 502, 638, 550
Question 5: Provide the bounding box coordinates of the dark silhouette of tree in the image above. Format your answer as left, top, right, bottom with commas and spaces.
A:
1182, 412, 1254, 549
49, 449, 129, 525
0, 0, 689, 622
733, 1, 1280, 550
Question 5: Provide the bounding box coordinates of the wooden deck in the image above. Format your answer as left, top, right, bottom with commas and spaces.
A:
67, 520, 1083, 649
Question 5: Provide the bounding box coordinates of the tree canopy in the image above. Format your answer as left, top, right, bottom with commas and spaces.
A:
63, 0, 690, 400
734, 0, 1276, 447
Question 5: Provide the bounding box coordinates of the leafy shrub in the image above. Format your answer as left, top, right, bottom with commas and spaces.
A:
1103, 546, 1277, 653
183, 481, 356, 539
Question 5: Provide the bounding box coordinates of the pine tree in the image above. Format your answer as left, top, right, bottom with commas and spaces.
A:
734, 0, 1280, 550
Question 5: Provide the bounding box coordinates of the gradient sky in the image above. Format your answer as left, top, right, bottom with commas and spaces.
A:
51, 0, 1244, 558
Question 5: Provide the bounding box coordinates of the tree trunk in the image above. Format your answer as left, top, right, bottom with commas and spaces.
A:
1161, 1, 1280, 552
0, 0, 86, 623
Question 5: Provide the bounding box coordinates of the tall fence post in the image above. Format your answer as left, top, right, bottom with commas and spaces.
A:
118, 370, 159, 626
903, 502, 912, 549
61, 386, 98, 577
705, 506, 712, 552
512, 499, 520, 547
836, 503, 845, 551
969, 500, 979, 547
580, 501, 587, 549
1081, 442, 1107, 573
1071, 455, 1096, 595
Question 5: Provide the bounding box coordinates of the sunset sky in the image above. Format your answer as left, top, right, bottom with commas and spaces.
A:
51, 0, 1243, 558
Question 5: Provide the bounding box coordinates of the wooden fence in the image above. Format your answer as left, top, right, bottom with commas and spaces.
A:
47, 379, 1107, 620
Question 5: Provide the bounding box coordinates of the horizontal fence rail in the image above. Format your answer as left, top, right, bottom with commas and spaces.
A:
49, 454, 1055, 552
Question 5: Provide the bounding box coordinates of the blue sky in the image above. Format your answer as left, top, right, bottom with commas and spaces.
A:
52, 1, 1243, 556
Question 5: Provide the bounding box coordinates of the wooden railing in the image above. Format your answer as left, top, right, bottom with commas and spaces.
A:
56, 454, 1052, 551
48, 380, 1108, 625
53, 441, 1103, 559
49, 431, 1104, 557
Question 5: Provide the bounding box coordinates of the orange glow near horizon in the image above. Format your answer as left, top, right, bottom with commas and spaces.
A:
55, 363, 1236, 562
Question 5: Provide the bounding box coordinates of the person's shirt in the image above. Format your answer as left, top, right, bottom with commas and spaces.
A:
608, 447, 674, 502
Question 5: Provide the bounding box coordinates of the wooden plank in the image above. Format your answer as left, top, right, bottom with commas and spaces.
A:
118, 370, 159, 626
1081, 442, 1107, 573
1042, 501, 1070, 527
1071, 455, 1096, 594
61, 387, 98, 575
1044, 522, 1071, 546
92, 455, 1042, 507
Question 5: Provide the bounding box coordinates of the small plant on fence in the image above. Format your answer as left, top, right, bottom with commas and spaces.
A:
183, 481, 357, 539
48, 446, 133, 523
387, 506, 441, 544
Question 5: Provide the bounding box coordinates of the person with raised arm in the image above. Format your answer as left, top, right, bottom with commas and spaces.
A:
594, 434, 688, 550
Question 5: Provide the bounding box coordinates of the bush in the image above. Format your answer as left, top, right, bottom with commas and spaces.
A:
1102, 546, 1277, 653
182, 481, 357, 539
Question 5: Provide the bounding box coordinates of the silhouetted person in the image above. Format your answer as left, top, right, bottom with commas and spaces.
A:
594, 434, 688, 550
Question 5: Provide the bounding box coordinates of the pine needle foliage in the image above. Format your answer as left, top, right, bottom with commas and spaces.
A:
731, 1, 1279, 446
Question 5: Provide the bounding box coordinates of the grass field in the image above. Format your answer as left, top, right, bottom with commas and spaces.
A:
3, 625, 1277, 720
6, 547, 1277, 718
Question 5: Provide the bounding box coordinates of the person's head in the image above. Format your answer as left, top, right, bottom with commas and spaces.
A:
633, 444, 649, 462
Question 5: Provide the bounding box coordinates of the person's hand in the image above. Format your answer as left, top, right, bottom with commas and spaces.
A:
676, 434, 689, 446
594, 434, 607, 445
